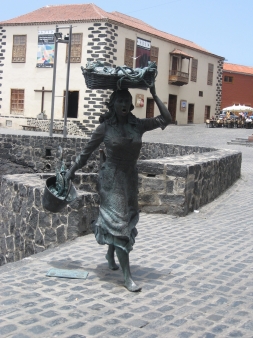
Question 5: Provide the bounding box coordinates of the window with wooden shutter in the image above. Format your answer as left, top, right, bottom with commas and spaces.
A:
10, 89, 24, 114
124, 38, 134, 68
12, 35, 26, 63
207, 63, 214, 85
150, 46, 159, 67
191, 58, 198, 82
66, 33, 83, 63
172, 56, 178, 71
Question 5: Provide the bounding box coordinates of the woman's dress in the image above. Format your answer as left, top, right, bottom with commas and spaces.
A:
75, 112, 168, 253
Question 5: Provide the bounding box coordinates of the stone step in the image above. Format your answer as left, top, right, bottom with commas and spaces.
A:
230, 140, 248, 143
227, 142, 245, 145
72, 121, 89, 130
70, 120, 93, 137
227, 140, 253, 146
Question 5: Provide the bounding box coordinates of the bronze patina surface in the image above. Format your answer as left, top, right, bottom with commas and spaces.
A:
65, 84, 172, 291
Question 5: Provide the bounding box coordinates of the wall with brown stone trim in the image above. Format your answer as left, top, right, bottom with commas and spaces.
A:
215, 59, 224, 115
82, 22, 118, 130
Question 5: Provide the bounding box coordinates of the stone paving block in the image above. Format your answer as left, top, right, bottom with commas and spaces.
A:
0, 125, 253, 337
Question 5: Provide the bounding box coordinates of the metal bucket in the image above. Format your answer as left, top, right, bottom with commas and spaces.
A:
42, 176, 77, 213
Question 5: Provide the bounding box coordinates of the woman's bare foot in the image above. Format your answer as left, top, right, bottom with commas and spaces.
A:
124, 278, 142, 292
105, 254, 119, 270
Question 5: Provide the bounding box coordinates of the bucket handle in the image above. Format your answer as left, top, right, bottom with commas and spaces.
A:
63, 179, 72, 201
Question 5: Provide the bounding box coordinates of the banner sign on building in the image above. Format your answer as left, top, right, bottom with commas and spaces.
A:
136, 37, 151, 68
37, 30, 55, 68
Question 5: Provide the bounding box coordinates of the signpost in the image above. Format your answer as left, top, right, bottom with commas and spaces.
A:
49, 25, 72, 138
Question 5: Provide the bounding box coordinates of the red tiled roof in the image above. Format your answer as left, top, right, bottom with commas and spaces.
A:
170, 49, 193, 59
0, 4, 108, 24
109, 11, 210, 54
223, 63, 253, 76
0, 3, 221, 57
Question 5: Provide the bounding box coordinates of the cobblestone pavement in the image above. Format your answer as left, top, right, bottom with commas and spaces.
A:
1, 125, 253, 338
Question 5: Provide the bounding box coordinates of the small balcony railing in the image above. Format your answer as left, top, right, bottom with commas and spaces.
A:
169, 70, 189, 86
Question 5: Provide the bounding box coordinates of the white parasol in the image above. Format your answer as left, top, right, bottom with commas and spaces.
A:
222, 104, 253, 112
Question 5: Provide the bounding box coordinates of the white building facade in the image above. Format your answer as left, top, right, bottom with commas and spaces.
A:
0, 4, 224, 133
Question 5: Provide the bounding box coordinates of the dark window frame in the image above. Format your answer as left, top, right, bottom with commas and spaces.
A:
12, 35, 27, 63
150, 46, 159, 67
10, 89, 25, 114
66, 33, 83, 63
207, 63, 214, 85
224, 76, 233, 83
191, 58, 198, 82
124, 38, 135, 68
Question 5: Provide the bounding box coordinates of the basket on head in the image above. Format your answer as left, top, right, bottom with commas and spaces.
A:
42, 176, 77, 213
81, 61, 157, 90
82, 68, 155, 90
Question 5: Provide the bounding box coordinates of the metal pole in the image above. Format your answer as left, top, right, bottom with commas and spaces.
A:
63, 25, 72, 138
49, 25, 59, 137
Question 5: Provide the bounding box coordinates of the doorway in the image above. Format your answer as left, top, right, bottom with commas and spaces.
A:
168, 94, 177, 123
146, 98, 154, 118
188, 104, 194, 123
63, 91, 79, 118
204, 105, 211, 122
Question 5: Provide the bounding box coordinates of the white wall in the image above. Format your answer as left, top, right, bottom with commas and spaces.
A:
1, 24, 90, 120
116, 25, 219, 124
1, 22, 220, 126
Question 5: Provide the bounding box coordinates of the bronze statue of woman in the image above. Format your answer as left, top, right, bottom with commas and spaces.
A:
66, 85, 171, 291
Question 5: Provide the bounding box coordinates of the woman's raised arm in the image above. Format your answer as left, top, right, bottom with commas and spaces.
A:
150, 84, 172, 125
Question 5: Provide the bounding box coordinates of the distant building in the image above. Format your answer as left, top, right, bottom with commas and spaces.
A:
222, 63, 253, 109
0, 4, 224, 133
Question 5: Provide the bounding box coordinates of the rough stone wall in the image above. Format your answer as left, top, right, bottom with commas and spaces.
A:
0, 26, 6, 111
0, 148, 242, 266
0, 134, 97, 174
0, 133, 242, 266
0, 116, 92, 137
83, 22, 118, 131
215, 58, 224, 115
0, 173, 99, 266
186, 151, 241, 211
140, 142, 214, 159
0, 133, 216, 175
26, 118, 87, 136
138, 150, 241, 216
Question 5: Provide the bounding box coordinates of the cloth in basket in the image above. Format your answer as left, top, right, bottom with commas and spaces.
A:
81, 61, 157, 90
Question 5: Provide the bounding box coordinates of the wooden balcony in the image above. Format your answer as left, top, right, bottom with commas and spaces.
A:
169, 70, 189, 86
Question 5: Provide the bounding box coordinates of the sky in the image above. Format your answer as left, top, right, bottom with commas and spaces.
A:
0, 0, 252, 67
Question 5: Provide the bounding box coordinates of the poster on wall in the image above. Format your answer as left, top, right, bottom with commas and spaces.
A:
136, 37, 151, 68
37, 30, 55, 68
180, 100, 187, 112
